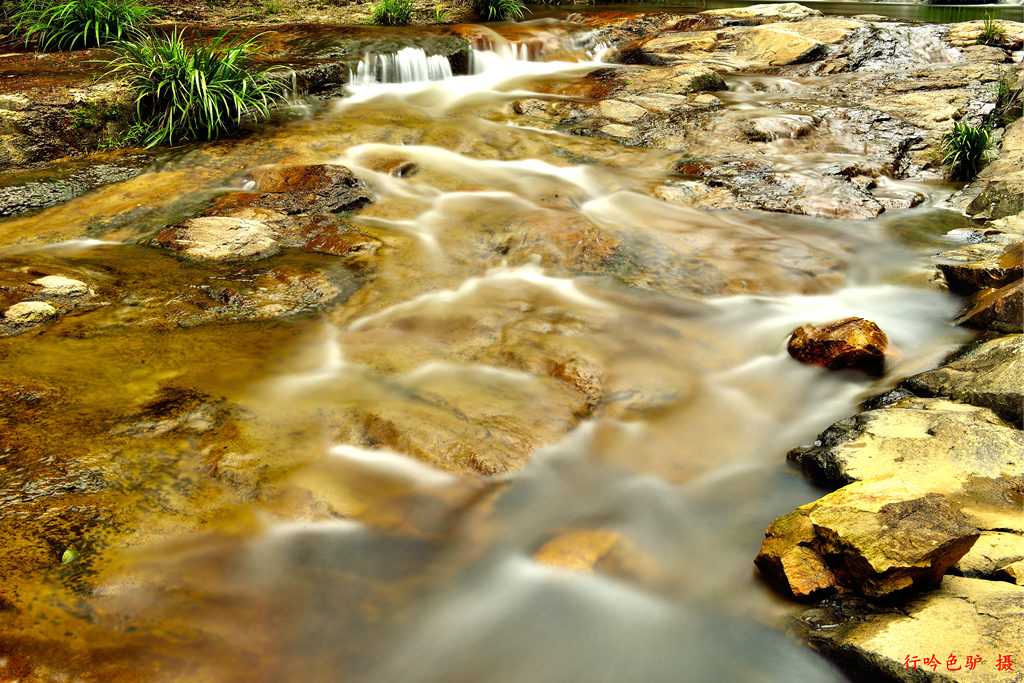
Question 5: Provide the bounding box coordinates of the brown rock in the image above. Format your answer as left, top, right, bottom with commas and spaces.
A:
955, 279, 1023, 333
756, 476, 980, 600
787, 317, 889, 376
216, 164, 372, 215
934, 240, 1024, 294
533, 530, 624, 573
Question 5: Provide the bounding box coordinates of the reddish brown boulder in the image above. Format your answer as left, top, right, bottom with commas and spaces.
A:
215, 164, 372, 216
755, 476, 979, 600
955, 279, 1023, 333
787, 317, 889, 376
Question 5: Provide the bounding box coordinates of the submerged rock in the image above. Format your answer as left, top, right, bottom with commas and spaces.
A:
797, 576, 1024, 683
756, 476, 979, 599
29, 275, 91, 298
901, 334, 1023, 428
154, 217, 279, 262
787, 317, 889, 376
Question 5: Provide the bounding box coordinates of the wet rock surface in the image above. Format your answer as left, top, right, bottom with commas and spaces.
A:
756, 476, 979, 600
787, 317, 890, 376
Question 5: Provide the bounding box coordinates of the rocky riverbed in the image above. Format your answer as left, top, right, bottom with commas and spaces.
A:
0, 3, 1021, 681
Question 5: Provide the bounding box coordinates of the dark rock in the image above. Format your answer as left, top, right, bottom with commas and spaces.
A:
955, 279, 1023, 333
756, 476, 979, 599
787, 317, 890, 376
901, 334, 1023, 428
934, 239, 1023, 294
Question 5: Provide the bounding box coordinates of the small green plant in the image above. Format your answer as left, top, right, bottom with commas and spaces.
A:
14, 0, 157, 51
977, 13, 1005, 46
473, 0, 527, 21
940, 120, 993, 180
104, 29, 287, 147
432, 4, 449, 22
369, 0, 413, 25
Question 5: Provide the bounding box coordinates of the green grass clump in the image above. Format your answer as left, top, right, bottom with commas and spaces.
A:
940, 120, 993, 180
976, 13, 1005, 46
474, 0, 527, 21
432, 4, 449, 22
104, 29, 286, 147
370, 0, 413, 25
14, 0, 157, 50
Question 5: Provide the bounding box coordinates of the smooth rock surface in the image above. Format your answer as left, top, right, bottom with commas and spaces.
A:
955, 279, 1023, 334
787, 317, 890, 376
797, 576, 1024, 683
934, 240, 1024, 294
901, 334, 1023, 428
788, 397, 1023, 493
29, 274, 90, 297
756, 476, 979, 599
953, 532, 1024, 581
154, 217, 279, 262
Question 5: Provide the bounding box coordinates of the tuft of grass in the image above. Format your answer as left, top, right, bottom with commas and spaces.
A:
369, 0, 413, 25
474, 0, 527, 21
104, 29, 287, 147
940, 120, 993, 181
432, 4, 449, 23
13, 0, 157, 51
976, 13, 1005, 46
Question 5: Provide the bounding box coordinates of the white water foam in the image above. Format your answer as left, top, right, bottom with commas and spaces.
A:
351, 47, 454, 86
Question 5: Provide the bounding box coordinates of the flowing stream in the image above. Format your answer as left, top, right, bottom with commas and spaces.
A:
0, 13, 984, 682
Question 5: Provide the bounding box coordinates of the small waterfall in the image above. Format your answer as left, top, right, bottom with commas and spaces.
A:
351, 47, 454, 85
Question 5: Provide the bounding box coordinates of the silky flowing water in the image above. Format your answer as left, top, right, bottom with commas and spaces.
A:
0, 13, 985, 682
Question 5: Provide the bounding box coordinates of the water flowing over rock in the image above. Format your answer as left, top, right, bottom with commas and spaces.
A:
787, 318, 890, 376
756, 476, 979, 599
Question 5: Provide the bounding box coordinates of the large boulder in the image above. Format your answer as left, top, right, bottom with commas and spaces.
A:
755, 476, 979, 600
901, 334, 1023, 428
788, 397, 1023, 493
955, 279, 1023, 333
787, 317, 890, 376
934, 239, 1023, 294
212, 164, 373, 216
797, 576, 1024, 683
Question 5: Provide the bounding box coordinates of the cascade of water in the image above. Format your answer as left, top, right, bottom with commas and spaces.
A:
351, 47, 454, 85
